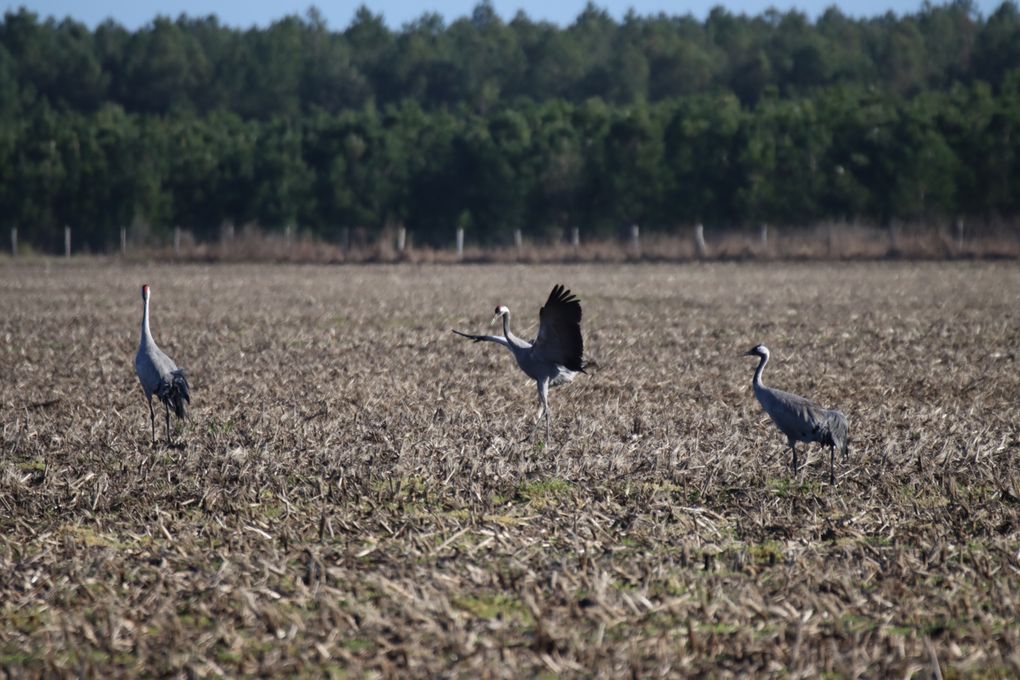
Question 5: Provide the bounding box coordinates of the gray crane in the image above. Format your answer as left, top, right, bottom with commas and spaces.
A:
135, 284, 190, 444
744, 344, 849, 484
453, 284, 586, 440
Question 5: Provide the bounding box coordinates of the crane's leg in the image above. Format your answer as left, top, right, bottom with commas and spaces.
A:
542, 377, 550, 442
829, 444, 836, 485
535, 379, 551, 441
148, 396, 156, 444
790, 442, 798, 475
164, 401, 172, 444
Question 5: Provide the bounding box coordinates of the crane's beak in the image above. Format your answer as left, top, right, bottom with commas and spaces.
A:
742, 349, 756, 357
490, 313, 501, 326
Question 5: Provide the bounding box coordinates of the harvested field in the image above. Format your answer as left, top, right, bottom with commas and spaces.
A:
1, 260, 1019, 677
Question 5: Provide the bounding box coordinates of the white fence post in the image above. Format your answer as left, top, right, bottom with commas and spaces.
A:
174, 226, 181, 256
571, 226, 580, 251
759, 223, 768, 248
10, 227, 16, 257
120, 227, 127, 255
456, 228, 465, 260
64, 226, 71, 258
630, 224, 640, 257
955, 219, 964, 253
397, 226, 406, 254
514, 228, 522, 253
694, 223, 707, 258
220, 223, 233, 257
285, 224, 293, 249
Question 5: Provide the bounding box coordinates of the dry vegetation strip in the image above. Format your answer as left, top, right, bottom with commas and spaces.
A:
1, 260, 1019, 677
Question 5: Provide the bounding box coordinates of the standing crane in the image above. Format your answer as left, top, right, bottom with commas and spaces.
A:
453, 284, 586, 440
744, 344, 849, 484
135, 284, 190, 444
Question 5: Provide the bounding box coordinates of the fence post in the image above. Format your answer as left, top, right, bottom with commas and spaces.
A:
10, 227, 16, 257
120, 227, 127, 256
514, 228, 523, 253
694, 223, 707, 259
571, 227, 580, 252
174, 226, 181, 256
887, 222, 899, 254
397, 226, 406, 254
759, 223, 768, 249
64, 226, 71, 258
285, 224, 293, 249
955, 219, 964, 253
456, 228, 464, 260
219, 223, 232, 257
630, 224, 640, 257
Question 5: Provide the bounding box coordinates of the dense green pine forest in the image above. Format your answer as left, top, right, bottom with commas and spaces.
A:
1, 1, 1019, 252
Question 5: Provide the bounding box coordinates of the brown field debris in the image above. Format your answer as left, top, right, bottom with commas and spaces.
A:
1, 260, 1019, 677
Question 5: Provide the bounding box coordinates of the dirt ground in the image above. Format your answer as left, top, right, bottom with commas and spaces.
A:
1, 260, 1018, 677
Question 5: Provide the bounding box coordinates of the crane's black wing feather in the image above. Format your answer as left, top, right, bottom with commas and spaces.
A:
156, 368, 190, 419
451, 329, 510, 346
532, 284, 585, 372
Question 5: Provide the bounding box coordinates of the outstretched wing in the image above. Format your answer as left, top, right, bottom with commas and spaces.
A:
451, 329, 510, 348
531, 284, 584, 371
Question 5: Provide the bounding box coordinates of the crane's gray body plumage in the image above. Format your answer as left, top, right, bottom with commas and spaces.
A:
136, 285, 190, 444
454, 284, 586, 439
746, 345, 848, 483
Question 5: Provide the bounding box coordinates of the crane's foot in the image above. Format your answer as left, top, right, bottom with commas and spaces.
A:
520, 426, 552, 448
521, 432, 552, 448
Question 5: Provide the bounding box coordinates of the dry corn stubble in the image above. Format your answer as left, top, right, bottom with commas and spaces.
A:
0, 260, 1019, 678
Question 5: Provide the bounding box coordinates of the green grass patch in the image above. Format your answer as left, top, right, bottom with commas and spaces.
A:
341, 638, 376, 654
886, 624, 915, 637
519, 478, 573, 505
453, 593, 535, 626
216, 649, 243, 665
63, 525, 134, 551
0, 650, 35, 666
748, 541, 784, 565
698, 621, 742, 635
177, 612, 215, 631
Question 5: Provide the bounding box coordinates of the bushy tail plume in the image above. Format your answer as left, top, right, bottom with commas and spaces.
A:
826, 410, 849, 461
157, 369, 191, 419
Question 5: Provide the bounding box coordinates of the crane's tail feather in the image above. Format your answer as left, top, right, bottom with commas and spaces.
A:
826, 410, 849, 461
156, 369, 191, 419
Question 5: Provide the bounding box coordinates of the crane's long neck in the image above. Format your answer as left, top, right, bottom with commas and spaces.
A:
753, 353, 768, 391
141, 296, 153, 344
501, 312, 526, 350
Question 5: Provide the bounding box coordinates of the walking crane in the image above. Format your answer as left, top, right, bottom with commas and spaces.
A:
744, 344, 848, 484
135, 284, 191, 444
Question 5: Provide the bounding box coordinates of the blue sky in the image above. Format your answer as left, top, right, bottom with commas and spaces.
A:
5, 0, 1006, 29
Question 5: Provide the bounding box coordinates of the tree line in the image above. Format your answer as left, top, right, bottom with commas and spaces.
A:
1, 2, 1019, 252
